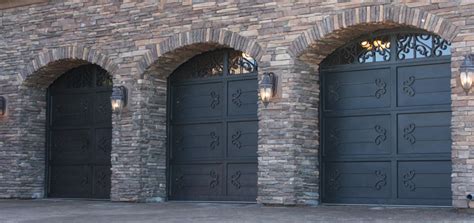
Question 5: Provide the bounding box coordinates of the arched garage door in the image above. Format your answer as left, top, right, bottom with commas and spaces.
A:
47, 64, 112, 198
321, 31, 452, 205
168, 49, 258, 201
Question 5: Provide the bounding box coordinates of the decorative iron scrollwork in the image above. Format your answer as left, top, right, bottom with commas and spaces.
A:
66, 71, 93, 88
97, 98, 111, 116
231, 171, 242, 189
209, 170, 219, 189
327, 170, 341, 191
433, 35, 451, 57
96, 171, 109, 189
359, 36, 391, 64
374, 78, 387, 99
97, 136, 111, 153
232, 89, 242, 107
96, 69, 113, 87
229, 51, 258, 75
210, 91, 220, 109
328, 81, 341, 102
321, 32, 450, 67
57, 64, 112, 89
175, 133, 184, 151
374, 125, 387, 145
329, 128, 340, 147
175, 95, 184, 111
323, 34, 391, 66
231, 130, 242, 149
51, 174, 60, 186
54, 105, 62, 113
397, 34, 451, 60
80, 99, 89, 113
397, 34, 430, 59
81, 138, 89, 153
80, 176, 89, 186
323, 42, 359, 65
209, 131, 219, 150
374, 170, 387, 190
171, 49, 257, 80
403, 123, 416, 144
402, 76, 416, 97
175, 172, 184, 192
403, 170, 416, 191
53, 137, 63, 153
173, 50, 224, 79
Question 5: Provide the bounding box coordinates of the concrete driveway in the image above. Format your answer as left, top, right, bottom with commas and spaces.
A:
0, 199, 473, 223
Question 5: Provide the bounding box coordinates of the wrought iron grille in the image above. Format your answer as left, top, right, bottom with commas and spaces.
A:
171, 48, 258, 81
51, 64, 112, 89
322, 31, 451, 67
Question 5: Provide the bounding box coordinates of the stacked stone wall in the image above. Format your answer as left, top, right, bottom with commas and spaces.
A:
0, 0, 473, 207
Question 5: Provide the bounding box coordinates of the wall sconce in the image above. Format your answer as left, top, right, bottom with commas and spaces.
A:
0, 96, 5, 116
460, 54, 474, 94
259, 72, 277, 107
111, 86, 127, 114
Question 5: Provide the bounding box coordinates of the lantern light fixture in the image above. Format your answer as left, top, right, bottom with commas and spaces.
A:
361, 39, 390, 50
259, 72, 277, 107
111, 86, 127, 114
0, 96, 5, 116
460, 54, 474, 95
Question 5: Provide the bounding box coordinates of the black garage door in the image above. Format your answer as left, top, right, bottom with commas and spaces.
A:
321, 31, 452, 205
47, 64, 112, 199
169, 49, 258, 201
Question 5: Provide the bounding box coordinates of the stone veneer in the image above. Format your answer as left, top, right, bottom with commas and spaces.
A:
0, 0, 473, 208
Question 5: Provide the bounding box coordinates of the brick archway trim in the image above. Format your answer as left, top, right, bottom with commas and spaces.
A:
288, 4, 460, 60
20, 45, 119, 87
137, 28, 264, 78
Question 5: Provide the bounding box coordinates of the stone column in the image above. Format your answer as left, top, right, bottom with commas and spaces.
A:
257, 51, 319, 205
110, 71, 167, 202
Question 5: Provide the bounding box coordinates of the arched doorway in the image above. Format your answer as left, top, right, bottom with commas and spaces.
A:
168, 49, 258, 201
47, 64, 113, 199
320, 30, 452, 205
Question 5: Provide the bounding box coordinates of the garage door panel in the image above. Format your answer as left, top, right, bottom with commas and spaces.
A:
51, 94, 93, 127
50, 129, 91, 164
324, 115, 391, 156
398, 161, 451, 200
397, 64, 451, 107
227, 121, 258, 158
94, 92, 113, 125
171, 123, 224, 161
48, 65, 112, 199
92, 165, 111, 198
398, 112, 451, 154
322, 33, 451, 206
93, 128, 112, 164
324, 68, 390, 111
171, 83, 223, 121
169, 49, 258, 201
171, 164, 224, 199
324, 162, 391, 200
227, 163, 257, 198
228, 79, 258, 117
49, 165, 91, 198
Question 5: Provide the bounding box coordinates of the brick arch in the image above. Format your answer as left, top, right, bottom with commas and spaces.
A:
20, 45, 119, 87
137, 28, 264, 79
288, 4, 460, 64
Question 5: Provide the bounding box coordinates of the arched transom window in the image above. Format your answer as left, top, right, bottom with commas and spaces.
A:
171, 48, 258, 81
322, 31, 451, 66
